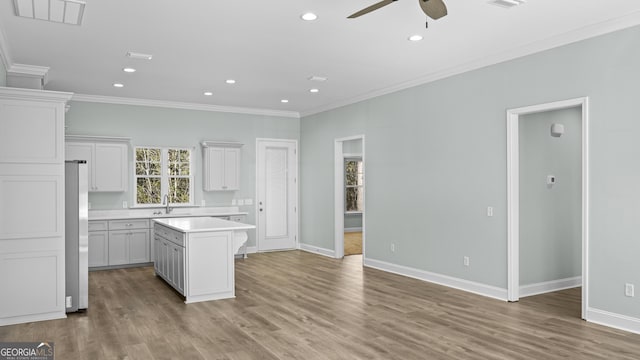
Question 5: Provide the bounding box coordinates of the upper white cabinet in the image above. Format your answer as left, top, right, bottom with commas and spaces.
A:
66, 135, 130, 192
202, 141, 243, 191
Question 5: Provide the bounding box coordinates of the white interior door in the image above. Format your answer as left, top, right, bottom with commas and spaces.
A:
257, 139, 297, 251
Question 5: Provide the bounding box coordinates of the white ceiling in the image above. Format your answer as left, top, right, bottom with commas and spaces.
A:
1, 0, 640, 117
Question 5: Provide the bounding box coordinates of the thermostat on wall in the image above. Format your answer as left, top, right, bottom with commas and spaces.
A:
547, 175, 556, 185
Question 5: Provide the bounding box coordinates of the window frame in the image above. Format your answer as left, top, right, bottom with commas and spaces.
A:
133, 146, 194, 207
344, 157, 364, 214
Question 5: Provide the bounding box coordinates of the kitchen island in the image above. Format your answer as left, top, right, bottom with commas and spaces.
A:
152, 217, 255, 303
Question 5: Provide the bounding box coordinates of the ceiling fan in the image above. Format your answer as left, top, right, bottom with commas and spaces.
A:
348, 0, 448, 26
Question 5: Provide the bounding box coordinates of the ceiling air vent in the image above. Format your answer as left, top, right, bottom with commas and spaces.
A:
13, 0, 86, 25
488, 0, 526, 9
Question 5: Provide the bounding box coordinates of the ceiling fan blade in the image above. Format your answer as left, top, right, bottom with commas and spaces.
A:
348, 0, 397, 19
419, 0, 448, 20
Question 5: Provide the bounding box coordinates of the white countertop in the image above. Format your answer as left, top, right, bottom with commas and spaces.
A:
153, 217, 256, 233
89, 207, 248, 220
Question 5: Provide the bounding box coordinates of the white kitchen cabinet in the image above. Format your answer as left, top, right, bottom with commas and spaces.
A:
65, 136, 130, 192
88, 231, 109, 267
88, 219, 151, 268
108, 230, 129, 265
129, 230, 150, 263
202, 141, 243, 191
0, 87, 72, 326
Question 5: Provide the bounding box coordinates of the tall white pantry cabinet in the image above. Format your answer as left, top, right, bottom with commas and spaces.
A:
0, 87, 73, 326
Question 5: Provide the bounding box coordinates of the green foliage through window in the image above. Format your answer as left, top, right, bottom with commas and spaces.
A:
135, 147, 192, 206
345, 159, 364, 212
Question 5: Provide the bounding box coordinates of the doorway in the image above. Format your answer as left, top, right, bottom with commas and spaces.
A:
256, 139, 298, 252
334, 135, 365, 260
507, 97, 589, 319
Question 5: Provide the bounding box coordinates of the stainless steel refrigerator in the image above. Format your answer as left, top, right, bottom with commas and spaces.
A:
65, 160, 89, 312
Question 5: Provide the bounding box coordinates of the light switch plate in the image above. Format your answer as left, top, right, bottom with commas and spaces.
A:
238, 199, 245, 206
123, 201, 128, 208
245, 199, 253, 205
231, 199, 237, 206
487, 206, 494, 217
201, 199, 206, 207
625, 283, 635, 297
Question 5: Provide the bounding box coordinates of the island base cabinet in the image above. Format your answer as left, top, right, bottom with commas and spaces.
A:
185, 231, 234, 303
154, 238, 185, 296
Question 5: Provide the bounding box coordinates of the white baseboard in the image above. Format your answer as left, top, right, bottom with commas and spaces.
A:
587, 307, 640, 335
0, 311, 66, 327
520, 276, 582, 298
246, 246, 257, 254
299, 243, 336, 258
344, 227, 362, 233
363, 258, 508, 301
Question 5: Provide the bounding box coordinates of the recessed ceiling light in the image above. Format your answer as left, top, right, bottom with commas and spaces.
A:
126, 52, 153, 60
408, 35, 423, 42
281, 99, 289, 103
225, 79, 236, 84
301, 12, 318, 21
113, 83, 124, 88
123, 67, 136, 73
203, 91, 213, 96
310, 88, 319, 93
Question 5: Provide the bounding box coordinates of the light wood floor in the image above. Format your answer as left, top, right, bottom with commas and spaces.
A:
344, 231, 362, 256
2, 251, 640, 359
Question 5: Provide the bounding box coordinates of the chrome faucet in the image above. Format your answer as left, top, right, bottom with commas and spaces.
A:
163, 194, 173, 214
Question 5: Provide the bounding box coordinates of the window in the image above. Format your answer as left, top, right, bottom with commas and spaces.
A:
345, 158, 364, 213
135, 147, 193, 206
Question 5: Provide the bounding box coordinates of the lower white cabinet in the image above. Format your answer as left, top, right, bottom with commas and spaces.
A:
154, 237, 185, 295
88, 231, 109, 267
88, 219, 151, 268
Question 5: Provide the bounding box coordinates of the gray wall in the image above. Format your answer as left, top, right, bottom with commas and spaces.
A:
519, 107, 582, 286
0, 56, 6, 86
65, 101, 299, 247
300, 25, 640, 320
345, 213, 362, 230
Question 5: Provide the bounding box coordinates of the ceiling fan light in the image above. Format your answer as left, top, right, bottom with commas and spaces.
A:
488, 0, 526, 9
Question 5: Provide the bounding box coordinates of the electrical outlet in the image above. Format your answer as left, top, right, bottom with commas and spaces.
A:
463, 256, 470, 267
123, 201, 128, 208
625, 283, 635, 297
238, 199, 245, 206
390, 243, 395, 252
65, 296, 72, 308
231, 199, 237, 206
487, 206, 494, 217
245, 199, 253, 205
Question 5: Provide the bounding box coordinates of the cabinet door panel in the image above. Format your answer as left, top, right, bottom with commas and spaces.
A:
108, 231, 128, 265
204, 147, 225, 191
153, 238, 160, 274
66, 142, 94, 189
94, 143, 127, 192
224, 148, 240, 190
175, 246, 184, 295
88, 231, 108, 267
128, 230, 149, 263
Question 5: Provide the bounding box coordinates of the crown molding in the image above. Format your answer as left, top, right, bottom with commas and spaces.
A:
0, 86, 73, 102
300, 10, 640, 117
0, 24, 12, 71
7, 63, 50, 77
72, 94, 300, 119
